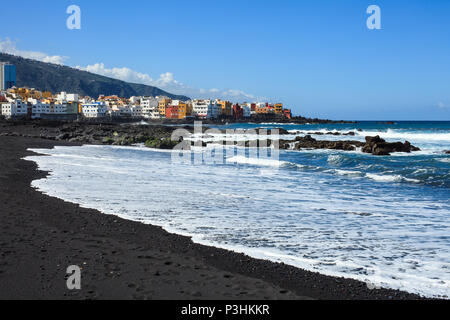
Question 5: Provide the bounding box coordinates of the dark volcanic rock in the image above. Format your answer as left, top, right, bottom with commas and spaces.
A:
276, 134, 420, 156
252, 127, 289, 135
0, 120, 179, 149
0, 119, 422, 156
362, 136, 420, 156
290, 135, 364, 151
444, 150, 450, 154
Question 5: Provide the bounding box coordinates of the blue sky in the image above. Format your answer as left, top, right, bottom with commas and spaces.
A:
1, 0, 450, 120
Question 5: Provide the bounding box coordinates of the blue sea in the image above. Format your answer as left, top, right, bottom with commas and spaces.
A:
26, 121, 450, 298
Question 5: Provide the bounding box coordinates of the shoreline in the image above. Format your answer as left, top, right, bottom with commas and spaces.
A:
0, 135, 426, 300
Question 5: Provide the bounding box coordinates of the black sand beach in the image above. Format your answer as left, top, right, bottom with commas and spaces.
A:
0, 133, 423, 300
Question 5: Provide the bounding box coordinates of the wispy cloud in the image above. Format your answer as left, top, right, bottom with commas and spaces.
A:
0, 38, 68, 65
75, 62, 263, 101
0, 38, 264, 101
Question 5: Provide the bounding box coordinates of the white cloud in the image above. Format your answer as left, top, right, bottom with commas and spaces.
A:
1, 38, 264, 101
76, 62, 261, 101
222, 89, 256, 100
0, 38, 68, 65
75, 63, 186, 93
76, 63, 155, 84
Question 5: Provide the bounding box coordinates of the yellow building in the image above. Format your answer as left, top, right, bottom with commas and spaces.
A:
42, 98, 55, 104
26, 89, 39, 98
186, 102, 193, 117
9, 87, 42, 100
158, 98, 172, 116
42, 91, 52, 98
275, 103, 283, 114
216, 100, 232, 116
177, 101, 186, 119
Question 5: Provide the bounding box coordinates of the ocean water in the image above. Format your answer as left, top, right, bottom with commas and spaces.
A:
26, 121, 450, 298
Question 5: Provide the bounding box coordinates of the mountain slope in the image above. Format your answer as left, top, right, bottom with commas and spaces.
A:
0, 53, 190, 100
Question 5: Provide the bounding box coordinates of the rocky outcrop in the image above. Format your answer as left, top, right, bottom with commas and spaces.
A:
199, 134, 420, 156
444, 150, 450, 154
282, 131, 356, 136
289, 135, 363, 151
0, 120, 178, 148
0, 119, 422, 155
361, 136, 420, 156
145, 138, 180, 149
267, 135, 420, 156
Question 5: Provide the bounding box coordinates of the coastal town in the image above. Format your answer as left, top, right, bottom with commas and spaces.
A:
0, 62, 292, 121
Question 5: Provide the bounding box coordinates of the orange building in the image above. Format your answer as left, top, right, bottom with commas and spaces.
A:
158, 98, 172, 116
42, 91, 52, 98
216, 100, 232, 116
256, 104, 270, 114
275, 103, 283, 114
255, 106, 266, 114
283, 109, 292, 119
9, 87, 42, 100
176, 101, 193, 119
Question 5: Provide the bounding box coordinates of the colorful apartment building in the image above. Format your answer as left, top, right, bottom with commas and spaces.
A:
0, 84, 294, 120
275, 103, 283, 114
42, 91, 52, 98
9, 87, 42, 100
158, 98, 172, 116
165, 105, 179, 119
283, 109, 292, 119
216, 99, 232, 117
232, 104, 243, 120
176, 101, 192, 119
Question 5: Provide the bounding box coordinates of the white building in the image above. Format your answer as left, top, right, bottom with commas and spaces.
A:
192, 100, 209, 118
171, 100, 184, 106
129, 96, 140, 104
52, 104, 68, 114
80, 97, 94, 104
56, 92, 79, 103
242, 104, 251, 118
192, 99, 220, 119
81, 102, 108, 118
141, 97, 160, 119
28, 98, 51, 118
1, 99, 28, 118
130, 105, 143, 118
118, 105, 131, 117
210, 103, 221, 119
